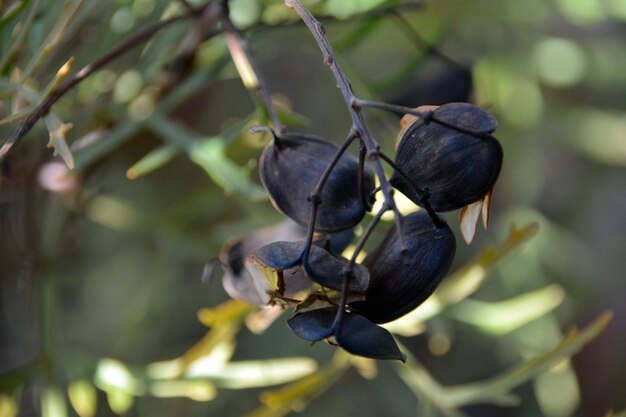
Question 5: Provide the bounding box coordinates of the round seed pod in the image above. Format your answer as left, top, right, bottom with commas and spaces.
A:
350, 211, 456, 324
260, 134, 375, 232
390, 102, 502, 212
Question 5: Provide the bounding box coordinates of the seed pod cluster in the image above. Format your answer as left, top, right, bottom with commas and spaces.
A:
219, 101, 503, 362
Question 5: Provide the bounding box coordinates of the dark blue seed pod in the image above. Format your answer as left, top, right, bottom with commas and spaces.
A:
287, 307, 406, 362
304, 245, 369, 293
260, 134, 375, 232
390, 103, 502, 212
287, 307, 336, 341
350, 211, 456, 324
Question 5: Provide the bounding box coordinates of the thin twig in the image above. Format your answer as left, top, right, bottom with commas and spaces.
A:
301, 131, 359, 261
353, 98, 494, 139
0, 2, 216, 165
330, 205, 388, 332
391, 11, 468, 73
285, 0, 408, 249
376, 151, 445, 228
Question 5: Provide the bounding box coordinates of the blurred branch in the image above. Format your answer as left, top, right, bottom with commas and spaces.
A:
445, 312, 612, 407
221, 5, 284, 134
0, 0, 42, 74
19, 0, 84, 82
395, 312, 611, 414
284, 0, 409, 243
391, 11, 467, 73
0, 1, 218, 165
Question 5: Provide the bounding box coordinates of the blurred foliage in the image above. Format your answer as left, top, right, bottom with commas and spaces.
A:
1, 1, 625, 417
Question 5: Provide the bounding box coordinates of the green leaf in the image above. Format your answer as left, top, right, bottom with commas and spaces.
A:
94, 359, 138, 415
148, 380, 216, 402
68, 380, 97, 417
0, 2, 27, 29
446, 285, 565, 335
0, 394, 18, 417
189, 139, 266, 200
126, 145, 179, 180
194, 358, 318, 389
534, 364, 580, 417
169, 300, 251, 377
41, 385, 68, 417
323, 0, 389, 19
147, 112, 266, 200
243, 353, 350, 417
445, 312, 612, 407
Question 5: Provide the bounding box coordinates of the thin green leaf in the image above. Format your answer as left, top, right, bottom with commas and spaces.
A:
68, 380, 97, 417
171, 300, 251, 377
196, 358, 318, 389
276, 107, 309, 127
395, 346, 462, 416
0, 0, 41, 74
243, 353, 350, 417
148, 380, 216, 402
94, 359, 139, 414
0, 1, 27, 29
334, 18, 385, 52
445, 312, 612, 406
534, 365, 579, 417
0, 394, 18, 417
148, 112, 266, 200
323, 0, 388, 19
126, 144, 179, 180
446, 285, 565, 335
21, 0, 84, 81
75, 122, 145, 171
42, 385, 68, 417
189, 139, 266, 200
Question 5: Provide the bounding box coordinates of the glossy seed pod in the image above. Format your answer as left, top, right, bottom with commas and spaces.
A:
390, 102, 503, 212
350, 211, 456, 324
287, 307, 406, 362
260, 134, 375, 232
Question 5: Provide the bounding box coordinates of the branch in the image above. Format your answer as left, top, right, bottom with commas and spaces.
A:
284, 0, 412, 248
0, 1, 218, 165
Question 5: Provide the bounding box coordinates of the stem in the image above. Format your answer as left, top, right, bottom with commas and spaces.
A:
357, 142, 370, 210
376, 151, 445, 228
330, 205, 388, 332
284, 0, 405, 252
221, 8, 284, 134
301, 131, 359, 260
0, 2, 215, 164
354, 98, 494, 139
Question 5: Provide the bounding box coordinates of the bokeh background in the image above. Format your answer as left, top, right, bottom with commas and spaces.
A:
1, 0, 625, 416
